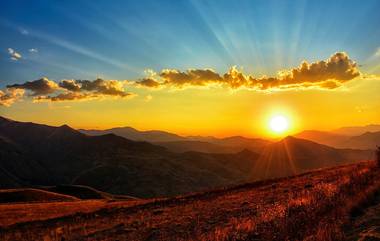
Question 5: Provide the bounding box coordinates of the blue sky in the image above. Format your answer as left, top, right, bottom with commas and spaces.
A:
0, 0, 380, 86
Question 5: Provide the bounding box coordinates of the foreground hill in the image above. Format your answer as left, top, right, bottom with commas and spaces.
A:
0, 161, 379, 240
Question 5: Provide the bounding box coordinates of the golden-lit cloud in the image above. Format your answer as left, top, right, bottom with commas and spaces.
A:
138, 52, 360, 90
33, 92, 96, 102
6, 78, 134, 104
0, 52, 363, 107
0, 88, 25, 106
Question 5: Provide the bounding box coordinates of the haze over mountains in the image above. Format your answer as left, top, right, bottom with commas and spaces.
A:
80, 127, 271, 153
295, 129, 380, 150
0, 116, 373, 198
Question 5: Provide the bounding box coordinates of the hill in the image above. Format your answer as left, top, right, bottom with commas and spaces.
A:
0, 189, 79, 203
39, 185, 138, 201
0, 161, 379, 240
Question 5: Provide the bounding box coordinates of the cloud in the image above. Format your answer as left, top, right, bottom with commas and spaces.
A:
29, 48, 38, 53
4, 78, 134, 104
0, 52, 363, 107
160, 69, 223, 87
140, 52, 360, 90
7, 48, 22, 61
135, 78, 161, 88
58, 79, 81, 92
7, 77, 59, 96
59, 79, 131, 97
33, 92, 96, 102
0, 88, 25, 107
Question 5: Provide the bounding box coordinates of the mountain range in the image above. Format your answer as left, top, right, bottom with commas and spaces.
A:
295, 130, 380, 150
0, 116, 373, 198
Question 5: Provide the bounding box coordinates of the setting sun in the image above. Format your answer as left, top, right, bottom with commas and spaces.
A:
269, 115, 289, 133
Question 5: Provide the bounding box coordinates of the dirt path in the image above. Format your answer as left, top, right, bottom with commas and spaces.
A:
345, 194, 380, 241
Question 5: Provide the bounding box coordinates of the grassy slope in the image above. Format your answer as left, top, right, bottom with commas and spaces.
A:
0, 161, 379, 241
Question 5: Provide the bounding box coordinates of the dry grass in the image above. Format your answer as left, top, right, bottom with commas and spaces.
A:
0, 161, 379, 241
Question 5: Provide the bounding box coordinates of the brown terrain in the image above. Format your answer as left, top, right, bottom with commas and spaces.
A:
1, 161, 380, 241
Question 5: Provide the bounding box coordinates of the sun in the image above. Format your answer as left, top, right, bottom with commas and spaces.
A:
269, 115, 289, 133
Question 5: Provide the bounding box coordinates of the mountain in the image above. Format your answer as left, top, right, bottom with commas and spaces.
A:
81, 127, 271, 153
295, 129, 379, 150
0, 116, 259, 198
343, 131, 380, 150
79, 126, 186, 142
333, 124, 380, 136
251, 136, 371, 180
294, 130, 349, 147
0, 116, 371, 198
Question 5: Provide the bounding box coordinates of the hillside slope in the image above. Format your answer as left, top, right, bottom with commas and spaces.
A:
0, 161, 378, 241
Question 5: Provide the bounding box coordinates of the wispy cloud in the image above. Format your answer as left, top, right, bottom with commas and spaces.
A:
375, 47, 380, 57
7, 48, 22, 61
29, 48, 38, 53
19, 28, 29, 35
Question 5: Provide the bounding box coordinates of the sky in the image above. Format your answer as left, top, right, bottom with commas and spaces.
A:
0, 0, 380, 138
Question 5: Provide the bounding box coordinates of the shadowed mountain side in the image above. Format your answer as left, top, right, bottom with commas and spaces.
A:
155, 140, 268, 154
251, 136, 371, 180
0, 116, 259, 198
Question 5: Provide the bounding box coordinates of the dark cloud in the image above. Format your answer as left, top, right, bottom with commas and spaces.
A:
58, 80, 81, 92
7, 77, 58, 96
160, 69, 223, 87
135, 78, 161, 88
59, 79, 130, 97
4, 78, 133, 104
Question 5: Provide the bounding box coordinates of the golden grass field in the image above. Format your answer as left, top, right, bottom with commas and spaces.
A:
1, 161, 379, 241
